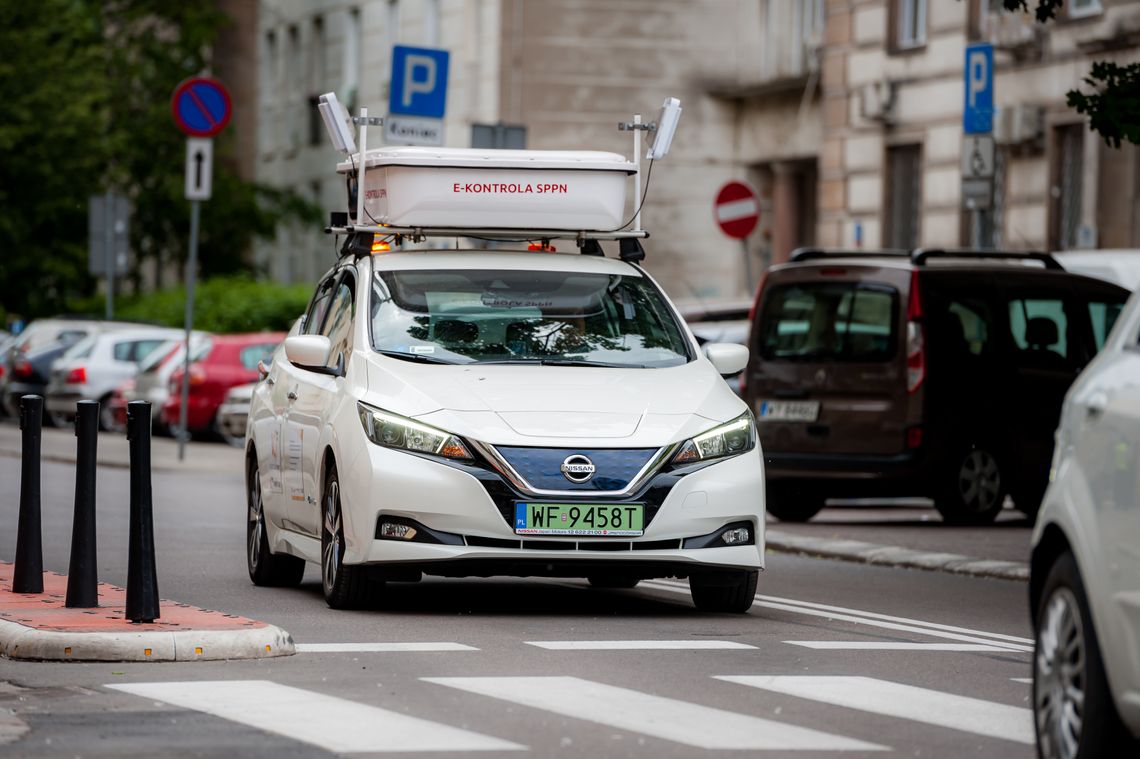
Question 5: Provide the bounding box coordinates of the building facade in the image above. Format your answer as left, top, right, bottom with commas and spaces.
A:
252, 0, 1140, 300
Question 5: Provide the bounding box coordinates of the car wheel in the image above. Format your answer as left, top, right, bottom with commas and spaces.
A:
215, 414, 246, 448
935, 445, 1006, 524
47, 410, 71, 429
321, 464, 378, 609
765, 483, 825, 523
246, 456, 305, 587
98, 395, 118, 432
689, 569, 758, 613
1034, 551, 1135, 759
587, 575, 640, 589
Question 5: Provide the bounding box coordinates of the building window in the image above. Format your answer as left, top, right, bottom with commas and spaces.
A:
886, 144, 922, 249
759, 0, 824, 80
1051, 125, 1084, 250
1068, 0, 1102, 19
894, 0, 927, 50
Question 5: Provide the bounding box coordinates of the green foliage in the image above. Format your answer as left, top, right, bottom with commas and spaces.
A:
0, 0, 319, 321
997, 0, 1140, 147
72, 276, 311, 334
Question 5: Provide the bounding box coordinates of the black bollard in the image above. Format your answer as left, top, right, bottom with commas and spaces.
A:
65, 401, 100, 608
12, 395, 44, 593
125, 401, 160, 623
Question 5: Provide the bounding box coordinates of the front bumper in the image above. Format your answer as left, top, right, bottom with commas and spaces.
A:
337, 437, 766, 577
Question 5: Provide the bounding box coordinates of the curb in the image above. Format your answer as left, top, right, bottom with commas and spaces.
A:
766, 530, 1029, 582
0, 617, 295, 662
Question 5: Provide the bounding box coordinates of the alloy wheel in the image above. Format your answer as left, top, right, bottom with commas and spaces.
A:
957, 449, 1001, 512
1036, 587, 1086, 759
247, 466, 264, 571
322, 478, 343, 595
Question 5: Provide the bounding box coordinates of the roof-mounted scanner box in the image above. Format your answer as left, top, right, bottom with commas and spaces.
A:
337, 147, 636, 230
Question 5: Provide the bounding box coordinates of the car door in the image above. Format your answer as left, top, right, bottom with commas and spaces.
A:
283, 270, 353, 536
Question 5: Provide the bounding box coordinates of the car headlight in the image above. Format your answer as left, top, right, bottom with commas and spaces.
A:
358, 403, 473, 461
671, 412, 755, 465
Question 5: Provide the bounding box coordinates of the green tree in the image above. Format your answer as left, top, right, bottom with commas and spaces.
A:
1001, 0, 1140, 147
0, 0, 318, 320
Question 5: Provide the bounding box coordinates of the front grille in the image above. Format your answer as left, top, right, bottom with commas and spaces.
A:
494, 446, 659, 492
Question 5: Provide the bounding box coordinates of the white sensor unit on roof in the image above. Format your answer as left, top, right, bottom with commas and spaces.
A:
318, 92, 357, 155
646, 97, 682, 160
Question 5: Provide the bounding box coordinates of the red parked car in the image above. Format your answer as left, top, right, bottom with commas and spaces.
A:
162, 333, 284, 437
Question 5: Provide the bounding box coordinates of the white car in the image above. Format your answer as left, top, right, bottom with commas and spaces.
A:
1030, 290, 1140, 757
246, 250, 764, 611
217, 382, 256, 447
1054, 249, 1140, 292
45, 327, 184, 430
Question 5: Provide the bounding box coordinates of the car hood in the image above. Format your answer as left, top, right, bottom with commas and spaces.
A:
363, 358, 744, 447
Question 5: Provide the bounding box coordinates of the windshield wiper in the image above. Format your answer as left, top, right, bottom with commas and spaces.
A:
478, 358, 640, 368
375, 349, 455, 365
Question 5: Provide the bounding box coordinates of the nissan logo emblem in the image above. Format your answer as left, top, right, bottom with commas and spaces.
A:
560, 454, 596, 484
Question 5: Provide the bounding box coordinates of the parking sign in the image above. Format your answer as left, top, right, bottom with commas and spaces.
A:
389, 46, 449, 118
963, 43, 993, 134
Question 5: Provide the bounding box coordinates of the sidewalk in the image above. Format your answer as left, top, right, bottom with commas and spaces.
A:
0, 563, 293, 662
0, 421, 243, 474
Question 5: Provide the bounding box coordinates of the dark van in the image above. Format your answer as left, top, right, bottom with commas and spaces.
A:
743, 248, 1128, 524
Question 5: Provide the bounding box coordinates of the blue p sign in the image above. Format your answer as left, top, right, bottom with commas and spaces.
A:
390, 46, 449, 118
963, 43, 993, 134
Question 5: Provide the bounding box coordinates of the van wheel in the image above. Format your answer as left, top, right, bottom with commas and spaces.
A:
690, 570, 758, 613
1034, 551, 1135, 759
765, 484, 825, 523
321, 464, 380, 609
935, 445, 1005, 524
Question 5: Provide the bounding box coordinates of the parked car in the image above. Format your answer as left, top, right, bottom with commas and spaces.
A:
216, 382, 256, 447
161, 333, 284, 437
0, 318, 126, 417
45, 328, 184, 430
124, 333, 212, 434
743, 248, 1129, 524
4, 337, 89, 424
1054, 249, 1140, 292
1029, 289, 1140, 758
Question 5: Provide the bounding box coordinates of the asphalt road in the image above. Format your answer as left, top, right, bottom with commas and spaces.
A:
0, 443, 1036, 758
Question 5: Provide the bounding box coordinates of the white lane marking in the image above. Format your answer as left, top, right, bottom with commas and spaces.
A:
424, 676, 885, 752
639, 581, 1033, 653
1011, 677, 1033, 684
296, 642, 478, 653
718, 675, 1034, 745
107, 681, 523, 753
649, 578, 1033, 645
715, 197, 759, 222
526, 640, 756, 651
785, 641, 1013, 652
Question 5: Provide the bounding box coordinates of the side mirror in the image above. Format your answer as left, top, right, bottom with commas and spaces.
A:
704, 343, 749, 376
284, 335, 340, 376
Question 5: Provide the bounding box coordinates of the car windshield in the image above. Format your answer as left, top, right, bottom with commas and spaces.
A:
370, 268, 692, 368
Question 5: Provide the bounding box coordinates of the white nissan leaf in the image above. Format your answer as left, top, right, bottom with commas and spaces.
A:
244, 245, 764, 612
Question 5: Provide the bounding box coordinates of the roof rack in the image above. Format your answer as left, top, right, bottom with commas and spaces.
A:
325, 223, 649, 244
911, 248, 1061, 269
789, 247, 910, 263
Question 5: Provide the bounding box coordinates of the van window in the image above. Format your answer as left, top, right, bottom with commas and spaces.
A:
948, 300, 991, 356
1088, 300, 1124, 351
1008, 298, 1071, 365
758, 283, 898, 362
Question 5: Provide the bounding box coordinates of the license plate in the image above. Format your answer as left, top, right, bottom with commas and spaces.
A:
758, 399, 820, 422
514, 503, 644, 537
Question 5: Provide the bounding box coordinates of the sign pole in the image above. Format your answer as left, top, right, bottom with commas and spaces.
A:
740, 239, 755, 294
177, 199, 200, 462
104, 190, 114, 320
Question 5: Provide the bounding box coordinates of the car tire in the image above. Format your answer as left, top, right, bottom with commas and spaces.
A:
934, 444, 1006, 525
765, 483, 825, 523
689, 569, 758, 613
215, 413, 246, 449
246, 456, 305, 587
321, 464, 379, 610
1034, 551, 1136, 759
47, 410, 71, 429
587, 575, 640, 589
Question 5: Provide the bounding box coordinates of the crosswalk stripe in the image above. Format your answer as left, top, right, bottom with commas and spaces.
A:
424, 676, 886, 751
296, 642, 478, 652
1011, 677, 1033, 684
784, 641, 1013, 652
717, 675, 1034, 745
639, 580, 1033, 652
107, 680, 524, 753
526, 640, 756, 650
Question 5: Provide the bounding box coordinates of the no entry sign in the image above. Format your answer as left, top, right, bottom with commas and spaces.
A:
714, 181, 760, 240
171, 77, 232, 137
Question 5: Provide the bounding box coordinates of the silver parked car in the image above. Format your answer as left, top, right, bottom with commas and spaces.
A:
216, 381, 255, 447
122, 333, 211, 434
45, 327, 184, 430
